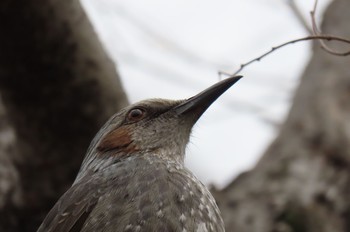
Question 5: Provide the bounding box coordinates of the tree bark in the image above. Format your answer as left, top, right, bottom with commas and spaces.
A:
0, 0, 128, 231
213, 0, 350, 231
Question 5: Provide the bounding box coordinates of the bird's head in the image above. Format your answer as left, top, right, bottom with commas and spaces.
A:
78, 76, 242, 177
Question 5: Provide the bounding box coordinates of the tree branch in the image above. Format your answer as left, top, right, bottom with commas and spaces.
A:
219, 35, 350, 77
310, 0, 350, 56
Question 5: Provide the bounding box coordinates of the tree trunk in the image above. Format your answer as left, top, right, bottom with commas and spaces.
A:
0, 0, 128, 231
213, 0, 350, 231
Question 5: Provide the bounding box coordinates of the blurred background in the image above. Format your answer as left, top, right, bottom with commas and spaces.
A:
82, 0, 331, 188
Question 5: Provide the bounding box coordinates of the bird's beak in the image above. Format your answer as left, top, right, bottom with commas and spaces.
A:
173, 76, 242, 120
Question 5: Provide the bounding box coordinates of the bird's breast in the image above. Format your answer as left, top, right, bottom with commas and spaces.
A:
81, 155, 225, 232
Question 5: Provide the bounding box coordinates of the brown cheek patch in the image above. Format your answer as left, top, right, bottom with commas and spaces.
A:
97, 126, 138, 154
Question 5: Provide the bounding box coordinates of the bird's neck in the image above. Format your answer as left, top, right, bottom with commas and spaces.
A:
143, 146, 186, 166
75, 144, 186, 184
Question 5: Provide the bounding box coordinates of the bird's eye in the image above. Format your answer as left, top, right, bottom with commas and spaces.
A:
127, 108, 146, 122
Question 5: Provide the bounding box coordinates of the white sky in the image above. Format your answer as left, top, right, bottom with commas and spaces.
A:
82, 0, 332, 188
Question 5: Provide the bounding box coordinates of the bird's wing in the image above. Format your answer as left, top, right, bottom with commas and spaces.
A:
37, 175, 102, 232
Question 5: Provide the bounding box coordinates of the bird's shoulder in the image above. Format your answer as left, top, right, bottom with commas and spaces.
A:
37, 172, 105, 232
38, 156, 224, 232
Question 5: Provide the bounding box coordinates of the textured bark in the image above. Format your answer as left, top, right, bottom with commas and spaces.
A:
213, 0, 350, 231
0, 0, 128, 231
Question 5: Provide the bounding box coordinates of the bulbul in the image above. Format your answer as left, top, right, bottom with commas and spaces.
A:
38, 76, 242, 232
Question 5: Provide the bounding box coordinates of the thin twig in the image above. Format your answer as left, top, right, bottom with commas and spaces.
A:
310, 0, 350, 56
310, 0, 321, 34
221, 35, 350, 77
286, 0, 313, 34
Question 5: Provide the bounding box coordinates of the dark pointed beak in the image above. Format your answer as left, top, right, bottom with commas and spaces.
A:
173, 76, 242, 120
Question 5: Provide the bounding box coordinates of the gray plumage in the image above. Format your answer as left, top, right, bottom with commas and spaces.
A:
38, 76, 242, 232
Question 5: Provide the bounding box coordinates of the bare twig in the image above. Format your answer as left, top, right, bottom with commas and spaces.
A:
310, 0, 350, 56
221, 35, 350, 77
286, 0, 312, 34
310, 0, 321, 34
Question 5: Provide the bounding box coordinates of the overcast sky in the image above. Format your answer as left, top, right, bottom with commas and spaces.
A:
82, 0, 332, 188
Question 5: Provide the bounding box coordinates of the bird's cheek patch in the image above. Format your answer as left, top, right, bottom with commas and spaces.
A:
97, 126, 138, 153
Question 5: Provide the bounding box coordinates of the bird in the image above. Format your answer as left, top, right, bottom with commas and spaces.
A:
37, 76, 242, 232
